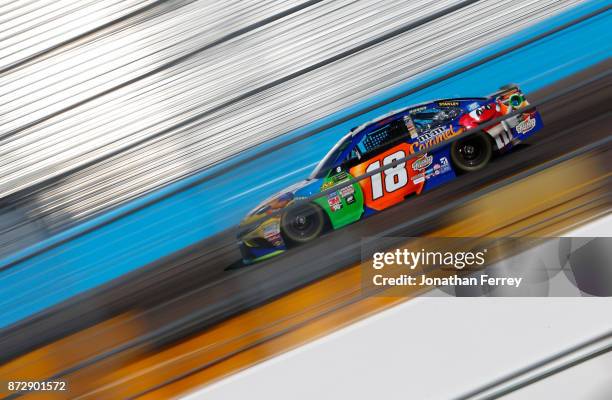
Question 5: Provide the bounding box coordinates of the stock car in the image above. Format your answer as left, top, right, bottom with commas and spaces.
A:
238, 86, 543, 264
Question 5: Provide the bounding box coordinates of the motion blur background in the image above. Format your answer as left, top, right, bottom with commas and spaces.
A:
0, 0, 610, 398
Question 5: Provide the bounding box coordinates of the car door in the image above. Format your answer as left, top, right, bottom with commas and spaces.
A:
348, 118, 424, 212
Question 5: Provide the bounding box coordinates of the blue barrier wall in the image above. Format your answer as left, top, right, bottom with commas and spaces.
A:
1, 1, 610, 327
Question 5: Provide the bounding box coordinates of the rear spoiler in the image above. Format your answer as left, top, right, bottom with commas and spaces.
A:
490, 84, 531, 111
489, 83, 521, 98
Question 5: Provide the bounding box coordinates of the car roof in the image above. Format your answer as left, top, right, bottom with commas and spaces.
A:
349, 97, 487, 137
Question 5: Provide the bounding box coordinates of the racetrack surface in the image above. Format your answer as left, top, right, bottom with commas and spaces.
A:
1, 61, 610, 362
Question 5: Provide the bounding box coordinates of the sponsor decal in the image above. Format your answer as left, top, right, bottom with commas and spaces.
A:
403, 115, 418, 139
467, 102, 480, 111
515, 116, 536, 134
417, 126, 447, 144
437, 100, 460, 107
425, 164, 441, 180
412, 155, 433, 170
262, 222, 282, 246
409, 106, 426, 114
410, 125, 464, 154
439, 156, 451, 173
340, 185, 354, 197
412, 172, 425, 184
327, 192, 342, 211
328, 193, 341, 203
425, 157, 452, 180
321, 181, 334, 190
263, 222, 278, 233
345, 194, 355, 204
332, 171, 348, 182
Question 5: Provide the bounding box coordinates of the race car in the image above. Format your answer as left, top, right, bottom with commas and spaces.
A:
238, 85, 542, 264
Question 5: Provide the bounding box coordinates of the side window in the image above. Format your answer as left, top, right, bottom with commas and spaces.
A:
338, 147, 361, 170
411, 107, 462, 133
356, 120, 408, 157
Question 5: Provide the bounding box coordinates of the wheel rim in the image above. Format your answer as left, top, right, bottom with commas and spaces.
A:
284, 205, 321, 240
290, 213, 314, 236
456, 136, 487, 167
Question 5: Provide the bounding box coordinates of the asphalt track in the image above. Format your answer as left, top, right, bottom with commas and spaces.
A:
1, 62, 610, 363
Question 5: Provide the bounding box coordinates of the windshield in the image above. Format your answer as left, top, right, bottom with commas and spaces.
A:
309, 133, 353, 179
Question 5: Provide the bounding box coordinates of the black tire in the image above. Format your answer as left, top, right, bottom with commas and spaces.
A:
281, 202, 325, 244
450, 132, 493, 173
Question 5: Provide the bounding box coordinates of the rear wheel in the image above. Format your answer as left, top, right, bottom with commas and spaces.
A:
281, 202, 325, 244
450, 132, 492, 173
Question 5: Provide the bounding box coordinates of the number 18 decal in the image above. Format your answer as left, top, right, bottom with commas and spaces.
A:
350, 143, 421, 211
365, 150, 408, 199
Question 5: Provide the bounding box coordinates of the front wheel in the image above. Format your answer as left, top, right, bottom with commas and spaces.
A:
281, 202, 325, 244
450, 132, 492, 173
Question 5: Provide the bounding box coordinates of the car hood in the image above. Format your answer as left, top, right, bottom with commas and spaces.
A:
240, 179, 317, 226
